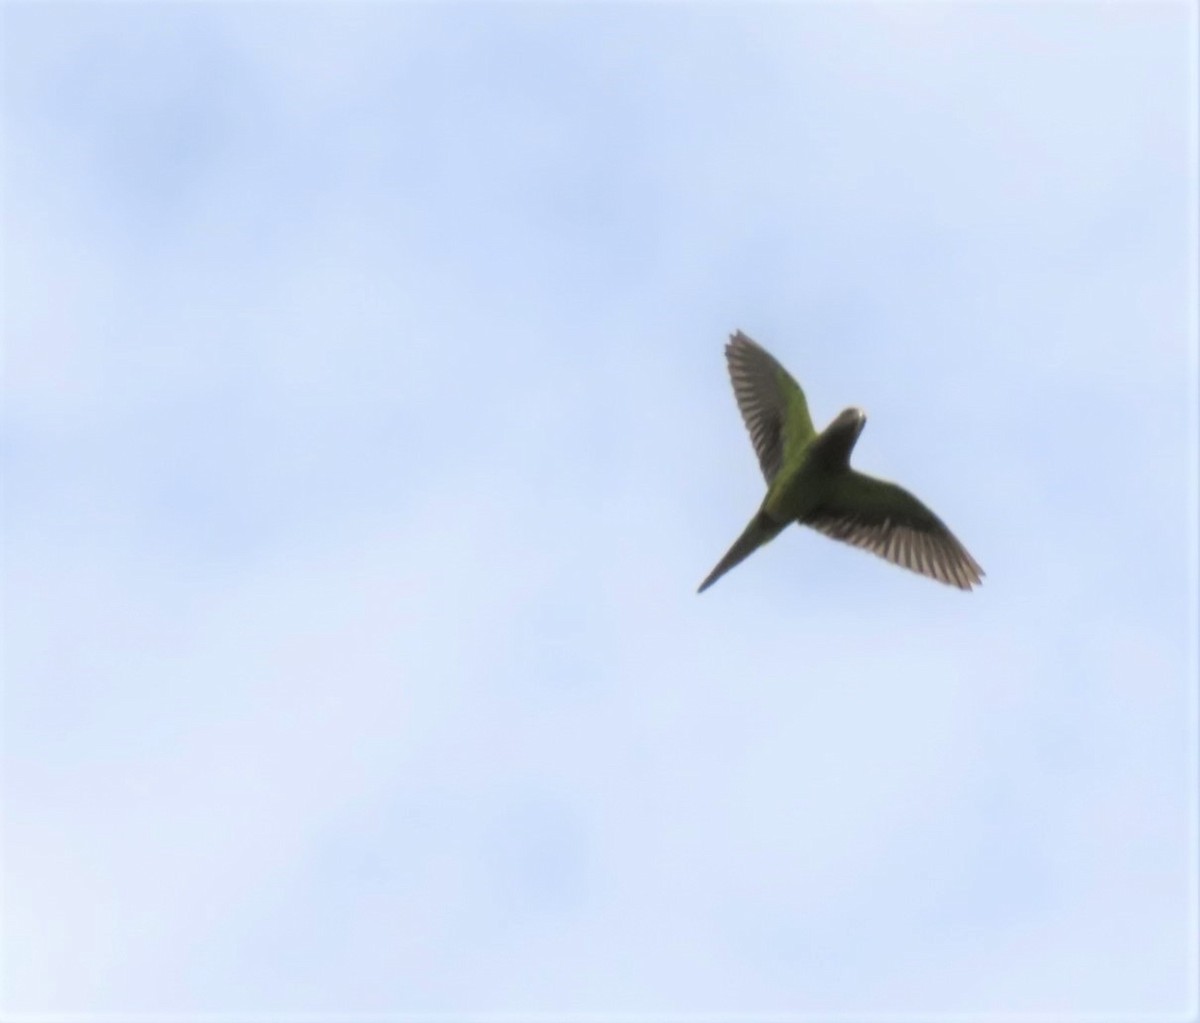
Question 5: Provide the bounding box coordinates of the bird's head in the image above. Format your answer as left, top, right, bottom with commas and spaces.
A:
833, 406, 867, 437
812, 406, 868, 469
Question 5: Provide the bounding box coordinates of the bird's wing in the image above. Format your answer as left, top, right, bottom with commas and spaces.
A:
726, 331, 816, 483
803, 470, 984, 590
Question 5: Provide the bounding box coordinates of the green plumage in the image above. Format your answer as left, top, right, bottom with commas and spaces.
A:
698, 331, 984, 593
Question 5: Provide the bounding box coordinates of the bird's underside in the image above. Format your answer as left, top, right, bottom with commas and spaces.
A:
698, 331, 984, 593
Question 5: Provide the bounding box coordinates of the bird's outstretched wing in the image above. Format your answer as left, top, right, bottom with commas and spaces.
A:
726, 331, 815, 483
803, 470, 984, 590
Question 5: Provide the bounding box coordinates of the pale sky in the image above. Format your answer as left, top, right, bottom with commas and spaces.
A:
2, 2, 1197, 1018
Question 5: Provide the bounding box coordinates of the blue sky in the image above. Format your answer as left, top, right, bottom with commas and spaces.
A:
2, 2, 1197, 1017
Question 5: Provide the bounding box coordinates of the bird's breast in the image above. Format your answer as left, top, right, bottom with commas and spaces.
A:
762, 456, 830, 522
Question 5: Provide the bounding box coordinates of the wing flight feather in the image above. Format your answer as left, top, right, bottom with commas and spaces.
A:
803, 470, 984, 590
725, 331, 816, 483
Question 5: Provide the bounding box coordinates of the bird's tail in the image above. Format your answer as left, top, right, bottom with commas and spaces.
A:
697, 510, 787, 593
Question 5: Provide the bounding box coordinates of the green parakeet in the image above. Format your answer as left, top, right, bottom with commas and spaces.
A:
698, 331, 984, 593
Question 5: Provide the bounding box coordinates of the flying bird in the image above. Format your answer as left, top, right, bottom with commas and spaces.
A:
698, 331, 984, 593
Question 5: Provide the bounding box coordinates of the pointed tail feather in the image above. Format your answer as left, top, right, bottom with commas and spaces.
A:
697, 511, 786, 593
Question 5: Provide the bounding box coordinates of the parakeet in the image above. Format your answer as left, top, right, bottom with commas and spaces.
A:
698, 331, 984, 593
